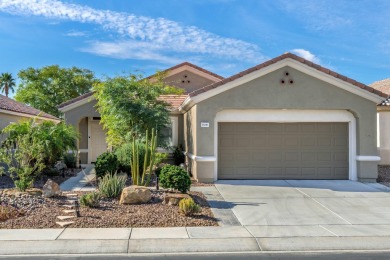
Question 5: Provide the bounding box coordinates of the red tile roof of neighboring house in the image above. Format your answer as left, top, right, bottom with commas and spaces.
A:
57, 91, 95, 109
188, 52, 388, 99
159, 95, 188, 111
146, 62, 224, 80
0, 95, 58, 120
371, 78, 390, 106
370, 78, 390, 96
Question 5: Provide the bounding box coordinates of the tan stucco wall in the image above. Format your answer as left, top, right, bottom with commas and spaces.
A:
63, 100, 101, 165
177, 114, 184, 146
378, 110, 390, 165
164, 70, 215, 93
63, 100, 100, 127
185, 66, 379, 182
0, 113, 30, 143
79, 117, 88, 149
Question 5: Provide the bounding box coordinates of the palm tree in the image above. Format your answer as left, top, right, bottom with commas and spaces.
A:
0, 72, 16, 97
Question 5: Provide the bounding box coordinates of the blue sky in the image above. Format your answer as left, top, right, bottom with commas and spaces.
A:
0, 0, 389, 97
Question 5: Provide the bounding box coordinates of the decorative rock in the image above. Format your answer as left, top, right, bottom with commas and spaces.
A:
57, 215, 75, 220
162, 193, 191, 206
56, 221, 74, 227
42, 179, 61, 198
119, 186, 152, 204
54, 161, 67, 171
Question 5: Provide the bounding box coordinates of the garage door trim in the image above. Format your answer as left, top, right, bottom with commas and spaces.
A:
213, 109, 356, 181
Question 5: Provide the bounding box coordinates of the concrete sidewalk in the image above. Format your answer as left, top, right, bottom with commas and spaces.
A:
2, 226, 390, 255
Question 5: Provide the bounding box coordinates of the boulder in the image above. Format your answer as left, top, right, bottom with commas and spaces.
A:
119, 186, 152, 204
162, 193, 190, 206
42, 179, 61, 198
54, 161, 67, 171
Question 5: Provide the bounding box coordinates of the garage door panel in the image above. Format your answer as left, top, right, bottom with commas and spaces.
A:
218, 122, 348, 180
301, 123, 316, 132
301, 137, 316, 146
285, 152, 299, 161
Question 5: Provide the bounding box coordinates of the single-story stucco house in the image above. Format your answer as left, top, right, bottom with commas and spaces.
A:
59, 53, 387, 183
0, 94, 59, 142
370, 78, 390, 165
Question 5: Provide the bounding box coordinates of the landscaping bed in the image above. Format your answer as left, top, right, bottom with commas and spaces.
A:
0, 168, 79, 190
0, 188, 217, 229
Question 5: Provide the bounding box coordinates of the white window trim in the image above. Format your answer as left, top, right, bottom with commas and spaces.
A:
213, 109, 358, 181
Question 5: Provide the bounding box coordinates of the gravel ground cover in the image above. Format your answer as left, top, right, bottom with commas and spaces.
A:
377, 165, 390, 187
0, 188, 217, 229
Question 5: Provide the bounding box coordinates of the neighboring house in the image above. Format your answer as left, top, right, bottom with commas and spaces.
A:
0, 94, 59, 142
58, 62, 223, 165
59, 53, 387, 183
370, 78, 390, 165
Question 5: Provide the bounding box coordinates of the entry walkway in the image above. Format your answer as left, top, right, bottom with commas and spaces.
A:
59, 165, 96, 191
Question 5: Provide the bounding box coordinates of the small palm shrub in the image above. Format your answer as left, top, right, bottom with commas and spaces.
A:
179, 198, 201, 216
98, 173, 127, 198
95, 152, 119, 178
79, 192, 100, 208
159, 165, 191, 193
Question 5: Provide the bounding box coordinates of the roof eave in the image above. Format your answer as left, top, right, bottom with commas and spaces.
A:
184, 58, 386, 107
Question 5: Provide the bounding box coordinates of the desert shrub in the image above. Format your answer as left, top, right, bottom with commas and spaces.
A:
173, 145, 185, 166
0, 205, 24, 221
79, 192, 100, 208
63, 152, 77, 168
179, 198, 201, 216
95, 152, 119, 178
159, 165, 191, 193
98, 173, 127, 198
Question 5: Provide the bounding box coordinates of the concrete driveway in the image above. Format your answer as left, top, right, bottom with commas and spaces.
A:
214, 180, 390, 237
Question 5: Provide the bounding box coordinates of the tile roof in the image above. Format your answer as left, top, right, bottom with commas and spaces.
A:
370, 78, 390, 96
0, 95, 58, 120
188, 52, 388, 99
57, 92, 94, 109
146, 62, 224, 80
159, 95, 188, 111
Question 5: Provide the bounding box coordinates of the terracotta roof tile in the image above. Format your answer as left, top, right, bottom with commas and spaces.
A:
0, 95, 58, 120
188, 52, 389, 99
158, 95, 188, 111
370, 78, 390, 96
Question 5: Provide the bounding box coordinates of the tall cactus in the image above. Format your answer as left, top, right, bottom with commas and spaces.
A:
131, 128, 158, 186
145, 128, 157, 186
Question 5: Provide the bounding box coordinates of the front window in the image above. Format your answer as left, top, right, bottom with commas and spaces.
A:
158, 116, 178, 151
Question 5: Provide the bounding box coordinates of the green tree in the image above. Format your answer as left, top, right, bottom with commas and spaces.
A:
15, 65, 99, 117
93, 73, 182, 146
0, 72, 16, 97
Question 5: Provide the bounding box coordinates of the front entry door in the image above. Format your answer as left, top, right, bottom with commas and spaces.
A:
89, 120, 108, 163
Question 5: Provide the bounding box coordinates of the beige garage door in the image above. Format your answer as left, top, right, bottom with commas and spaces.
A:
218, 122, 348, 180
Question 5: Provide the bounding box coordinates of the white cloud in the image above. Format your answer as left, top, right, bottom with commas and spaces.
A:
80, 41, 182, 65
291, 49, 320, 64
0, 0, 264, 63
65, 30, 86, 37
